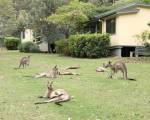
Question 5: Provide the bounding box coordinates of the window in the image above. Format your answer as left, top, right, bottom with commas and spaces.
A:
106, 18, 116, 34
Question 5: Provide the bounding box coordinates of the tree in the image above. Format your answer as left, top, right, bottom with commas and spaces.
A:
0, 0, 16, 37
136, 30, 150, 52
24, 0, 72, 42
5, 0, 71, 39
48, 1, 97, 38
141, 0, 150, 3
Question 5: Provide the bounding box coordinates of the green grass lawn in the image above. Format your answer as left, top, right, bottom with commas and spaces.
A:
0, 51, 150, 120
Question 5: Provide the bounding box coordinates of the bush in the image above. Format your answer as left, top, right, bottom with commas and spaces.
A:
55, 39, 70, 55
69, 33, 110, 58
4, 37, 20, 50
144, 42, 150, 52
0, 37, 4, 47
19, 42, 40, 53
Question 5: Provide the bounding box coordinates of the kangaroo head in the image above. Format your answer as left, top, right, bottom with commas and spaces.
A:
47, 81, 53, 91
27, 55, 31, 58
47, 81, 54, 98
104, 61, 112, 68
53, 65, 59, 74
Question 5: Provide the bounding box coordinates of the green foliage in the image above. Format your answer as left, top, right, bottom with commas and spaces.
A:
23, 0, 71, 42
96, 0, 150, 15
0, 0, 17, 36
48, 10, 88, 37
48, 1, 97, 38
0, 37, 4, 47
69, 33, 110, 58
4, 37, 20, 50
55, 39, 70, 55
136, 30, 150, 43
56, 1, 97, 18
141, 0, 150, 3
0, 0, 71, 38
135, 30, 150, 52
144, 42, 150, 52
18, 42, 40, 53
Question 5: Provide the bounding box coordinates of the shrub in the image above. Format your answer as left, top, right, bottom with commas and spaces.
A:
19, 42, 40, 53
0, 37, 5, 47
144, 43, 150, 52
69, 33, 110, 58
55, 39, 70, 55
4, 37, 20, 50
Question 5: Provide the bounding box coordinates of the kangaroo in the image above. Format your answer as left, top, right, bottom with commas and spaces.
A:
65, 65, 80, 70
51, 65, 59, 78
35, 81, 72, 105
34, 65, 59, 78
103, 61, 136, 81
19, 55, 31, 68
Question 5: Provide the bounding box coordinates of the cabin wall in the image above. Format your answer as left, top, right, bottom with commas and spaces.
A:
101, 7, 150, 47
116, 7, 150, 46
21, 29, 34, 43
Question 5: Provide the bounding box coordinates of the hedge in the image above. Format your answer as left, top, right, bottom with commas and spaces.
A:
4, 37, 20, 50
55, 39, 70, 55
0, 37, 4, 47
18, 41, 40, 53
68, 33, 110, 58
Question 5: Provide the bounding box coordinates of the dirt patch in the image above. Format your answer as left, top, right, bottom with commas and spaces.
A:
0, 75, 5, 80
112, 57, 150, 64
124, 57, 150, 64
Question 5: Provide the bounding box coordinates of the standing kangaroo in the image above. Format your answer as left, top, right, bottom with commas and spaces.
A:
103, 61, 136, 81
19, 55, 31, 68
35, 81, 72, 105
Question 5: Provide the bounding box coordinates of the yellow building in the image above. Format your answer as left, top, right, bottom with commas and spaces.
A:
21, 29, 34, 43
94, 3, 150, 57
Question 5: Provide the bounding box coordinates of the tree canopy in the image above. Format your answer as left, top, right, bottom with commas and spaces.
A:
0, 0, 16, 37
0, 0, 149, 41
48, 1, 97, 38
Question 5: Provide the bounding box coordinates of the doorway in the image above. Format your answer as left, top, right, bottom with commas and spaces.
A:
121, 47, 135, 57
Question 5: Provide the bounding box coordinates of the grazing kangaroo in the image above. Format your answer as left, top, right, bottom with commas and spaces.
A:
103, 61, 136, 81
35, 81, 72, 105
19, 55, 31, 68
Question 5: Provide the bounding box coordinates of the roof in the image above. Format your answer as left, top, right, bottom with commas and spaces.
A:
95, 3, 150, 20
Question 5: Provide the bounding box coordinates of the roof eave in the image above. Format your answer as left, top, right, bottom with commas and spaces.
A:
95, 3, 150, 20
117, 9, 139, 15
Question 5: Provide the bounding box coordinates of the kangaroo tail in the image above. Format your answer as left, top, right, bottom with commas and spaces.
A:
34, 101, 48, 104
23, 75, 34, 78
127, 78, 136, 81
14, 67, 19, 70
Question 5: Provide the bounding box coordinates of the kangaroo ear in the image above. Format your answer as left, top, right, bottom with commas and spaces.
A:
54, 65, 57, 68
103, 63, 105, 67
108, 61, 112, 64
50, 81, 53, 86
47, 81, 50, 87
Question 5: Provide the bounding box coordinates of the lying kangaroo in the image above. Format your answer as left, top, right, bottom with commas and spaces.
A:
35, 81, 72, 105
34, 66, 79, 78
19, 55, 31, 68
103, 61, 136, 81
34, 65, 59, 78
